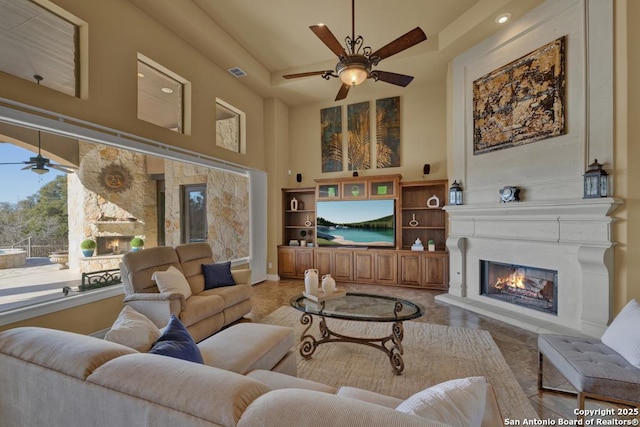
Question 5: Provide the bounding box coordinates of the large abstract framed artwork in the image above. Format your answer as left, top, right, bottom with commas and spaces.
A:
320, 106, 343, 172
376, 96, 401, 168
347, 101, 371, 171
473, 36, 566, 155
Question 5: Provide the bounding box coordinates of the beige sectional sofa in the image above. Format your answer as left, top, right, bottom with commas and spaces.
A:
120, 243, 252, 342
0, 326, 505, 427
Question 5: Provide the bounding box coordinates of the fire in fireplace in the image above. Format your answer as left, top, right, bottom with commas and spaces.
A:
480, 260, 558, 315
96, 236, 134, 255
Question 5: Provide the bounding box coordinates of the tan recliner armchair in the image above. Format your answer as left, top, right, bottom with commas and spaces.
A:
120, 243, 252, 342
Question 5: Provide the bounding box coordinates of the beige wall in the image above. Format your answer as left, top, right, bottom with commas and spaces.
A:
0, 296, 123, 334
1, 0, 638, 333
613, 0, 640, 311
0, 0, 266, 171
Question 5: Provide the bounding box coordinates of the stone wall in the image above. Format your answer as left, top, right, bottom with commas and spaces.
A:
68, 142, 157, 272
164, 160, 249, 261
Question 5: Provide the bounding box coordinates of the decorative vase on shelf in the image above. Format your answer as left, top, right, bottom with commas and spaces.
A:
290, 197, 298, 211
322, 274, 336, 294
304, 269, 319, 295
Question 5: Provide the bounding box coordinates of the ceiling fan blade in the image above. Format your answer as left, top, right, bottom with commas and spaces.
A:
370, 27, 427, 61
335, 83, 351, 101
283, 70, 332, 79
373, 70, 414, 87
0, 162, 28, 165
310, 25, 347, 57
50, 164, 76, 173
21, 164, 33, 170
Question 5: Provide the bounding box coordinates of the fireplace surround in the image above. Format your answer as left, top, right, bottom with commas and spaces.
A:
439, 199, 620, 337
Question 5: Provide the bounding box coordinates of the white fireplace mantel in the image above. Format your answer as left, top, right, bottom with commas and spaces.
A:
439, 198, 622, 337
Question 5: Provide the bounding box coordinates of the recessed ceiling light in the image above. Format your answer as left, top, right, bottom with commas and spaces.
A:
137, 72, 145, 78
161, 87, 174, 94
495, 13, 511, 24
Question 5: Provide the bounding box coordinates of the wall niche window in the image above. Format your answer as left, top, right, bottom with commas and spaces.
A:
216, 98, 245, 153
137, 54, 188, 133
0, 0, 82, 97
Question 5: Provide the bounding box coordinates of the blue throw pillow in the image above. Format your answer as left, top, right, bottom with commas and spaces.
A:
148, 315, 204, 364
202, 261, 236, 289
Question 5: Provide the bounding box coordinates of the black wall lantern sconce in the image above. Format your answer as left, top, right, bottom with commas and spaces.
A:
583, 159, 608, 198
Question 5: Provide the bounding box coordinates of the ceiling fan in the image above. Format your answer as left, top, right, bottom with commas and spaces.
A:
282, 0, 427, 101
0, 75, 77, 175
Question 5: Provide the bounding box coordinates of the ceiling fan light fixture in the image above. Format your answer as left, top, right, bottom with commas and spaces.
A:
31, 164, 49, 175
336, 55, 370, 86
339, 65, 368, 86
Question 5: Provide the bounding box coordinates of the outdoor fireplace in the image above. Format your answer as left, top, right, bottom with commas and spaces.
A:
480, 260, 558, 315
96, 236, 133, 255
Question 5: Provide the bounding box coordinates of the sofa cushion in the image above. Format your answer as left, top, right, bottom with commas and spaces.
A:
0, 327, 136, 380
601, 299, 640, 368
396, 376, 487, 427
180, 294, 226, 326
88, 353, 270, 427
149, 315, 204, 364
200, 283, 252, 308
104, 305, 161, 352
175, 242, 215, 294
121, 246, 182, 294
203, 261, 236, 289
152, 265, 192, 299
198, 323, 294, 374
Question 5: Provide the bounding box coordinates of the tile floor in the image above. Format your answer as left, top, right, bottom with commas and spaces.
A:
248, 279, 636, 423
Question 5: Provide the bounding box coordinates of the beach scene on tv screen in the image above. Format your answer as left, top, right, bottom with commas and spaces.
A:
316, 200, 395, 247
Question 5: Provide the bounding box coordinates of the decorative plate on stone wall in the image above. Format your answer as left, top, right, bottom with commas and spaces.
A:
99, 165, 132, 193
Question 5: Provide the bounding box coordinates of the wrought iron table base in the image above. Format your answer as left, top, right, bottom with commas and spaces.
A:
298, 312, 405, 375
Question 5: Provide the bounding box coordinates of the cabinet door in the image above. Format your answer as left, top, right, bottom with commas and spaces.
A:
375, 251, 397, 284
278, 248, 296, 278
295, 249, 314, 277
423, 253, 448, 289
333, 250, 353, 282
398, 252, 422, 286
354, 252, 375, 282
314, 249, 333, 276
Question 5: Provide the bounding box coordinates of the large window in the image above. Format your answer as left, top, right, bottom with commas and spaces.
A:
137, 54, 189, 133
181, 184, 207, 243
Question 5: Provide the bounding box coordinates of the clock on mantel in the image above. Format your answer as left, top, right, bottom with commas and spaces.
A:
99, 165, 132, 193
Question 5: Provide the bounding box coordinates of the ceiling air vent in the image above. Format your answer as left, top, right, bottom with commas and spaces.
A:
228, 67, 247, 78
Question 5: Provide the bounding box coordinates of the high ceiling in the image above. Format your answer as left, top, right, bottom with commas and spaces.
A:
129, 0, 544, 106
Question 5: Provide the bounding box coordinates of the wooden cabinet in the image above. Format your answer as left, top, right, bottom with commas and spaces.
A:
397, 251, 448, 289
423, 252, 448, 290
316, 175, 400, 201
278, 247, 313, 278
314, 248, 333, 276
375, 251, 397, 285
398, 252, 422, 286
282, 187, 316, 247
354, 251, 375, 282
278, 176, 449, 290
333, 250, 354, 282
400, 180, 447, 251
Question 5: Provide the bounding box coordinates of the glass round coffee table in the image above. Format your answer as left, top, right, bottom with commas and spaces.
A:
290, 292, 424, 375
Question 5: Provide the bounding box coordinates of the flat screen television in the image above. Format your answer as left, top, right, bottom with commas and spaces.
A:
316, 199, 395, 247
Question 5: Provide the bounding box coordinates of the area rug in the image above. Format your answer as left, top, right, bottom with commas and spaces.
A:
260, 306, 538, 421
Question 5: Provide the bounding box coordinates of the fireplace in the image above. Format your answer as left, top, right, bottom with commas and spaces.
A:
96, 236, 134, 255
480, 260, 558, 315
